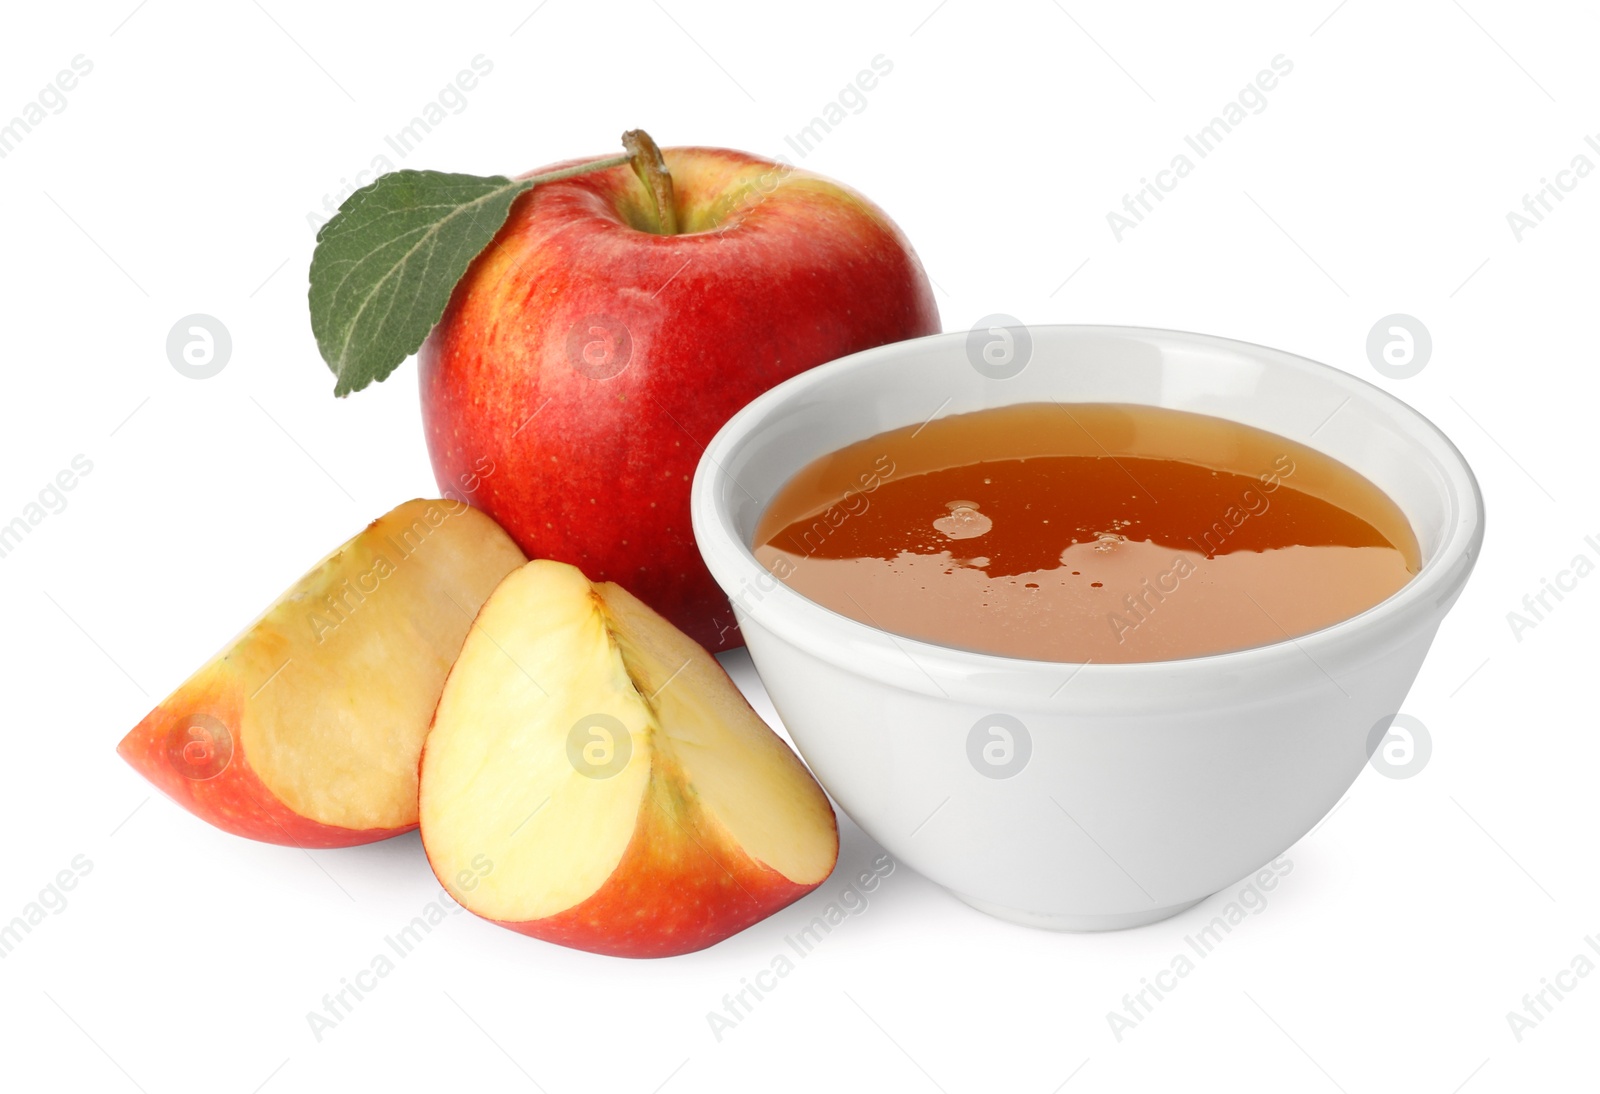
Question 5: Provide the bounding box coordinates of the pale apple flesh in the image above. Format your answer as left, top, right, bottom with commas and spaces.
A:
419, 559, 839, 957
118, 499, 526, 848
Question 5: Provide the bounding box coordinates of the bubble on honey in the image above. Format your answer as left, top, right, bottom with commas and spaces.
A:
934, 500, 993, 540
1093, 532, 1126, 552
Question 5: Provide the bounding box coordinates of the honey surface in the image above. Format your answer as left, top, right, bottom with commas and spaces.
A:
752, 403, 1419, 663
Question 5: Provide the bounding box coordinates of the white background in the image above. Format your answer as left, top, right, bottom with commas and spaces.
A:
1, 1, 1594, 1091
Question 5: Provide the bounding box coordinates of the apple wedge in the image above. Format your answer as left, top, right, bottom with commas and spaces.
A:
419, 559, 839, 957
118, 499, 525, 848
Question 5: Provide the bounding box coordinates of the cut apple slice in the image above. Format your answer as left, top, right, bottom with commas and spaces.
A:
118, 499, 526, 847
419, 559, 838, 957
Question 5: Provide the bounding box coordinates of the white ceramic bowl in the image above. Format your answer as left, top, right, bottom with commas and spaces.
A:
691, 325, 1483, 931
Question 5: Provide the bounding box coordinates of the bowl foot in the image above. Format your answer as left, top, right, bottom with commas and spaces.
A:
951, 891, 1207, 932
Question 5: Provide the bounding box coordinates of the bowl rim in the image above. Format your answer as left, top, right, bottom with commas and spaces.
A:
690, 323, 1484, 688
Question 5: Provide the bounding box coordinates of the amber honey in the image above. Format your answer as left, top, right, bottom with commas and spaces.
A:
751, 403, 1420, 663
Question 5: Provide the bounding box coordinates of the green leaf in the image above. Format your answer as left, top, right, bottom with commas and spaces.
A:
309, 170, 534, 397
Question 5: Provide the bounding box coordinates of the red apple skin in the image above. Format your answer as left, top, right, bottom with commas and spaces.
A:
118, 678, 414, 849
419, 147, 940, 652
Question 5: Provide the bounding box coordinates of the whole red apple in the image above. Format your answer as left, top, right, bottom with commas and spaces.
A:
419, 143, 939, 651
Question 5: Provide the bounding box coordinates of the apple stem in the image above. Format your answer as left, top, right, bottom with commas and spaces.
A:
622, 129, 679, 235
